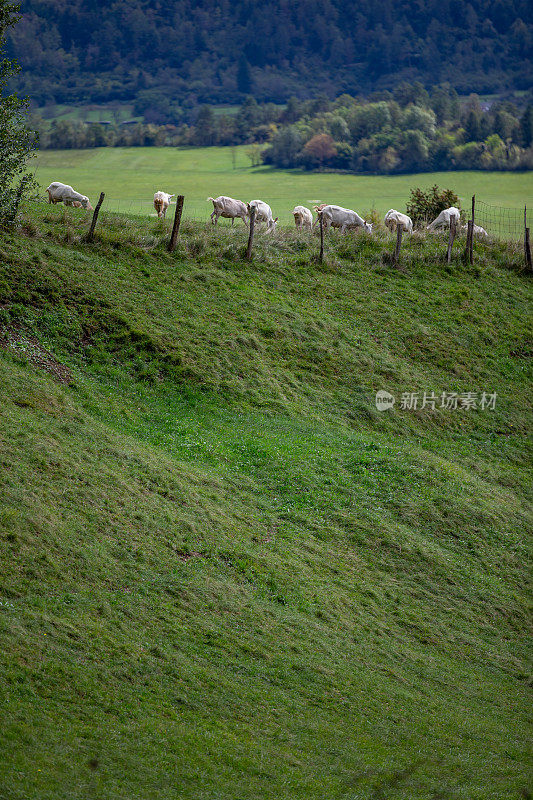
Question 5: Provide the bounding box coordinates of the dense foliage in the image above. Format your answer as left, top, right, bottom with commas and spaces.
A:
9, 0, 533, 108
33, 87, 533, 175
0, 0, 35, 225
261, 88, 533, 173
406, 185, 460, 224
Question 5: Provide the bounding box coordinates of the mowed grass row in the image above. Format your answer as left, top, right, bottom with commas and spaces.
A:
33, 145, 533, 223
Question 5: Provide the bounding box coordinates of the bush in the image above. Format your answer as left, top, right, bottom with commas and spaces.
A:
406, 185, 460, 225
0, 1, 36, 226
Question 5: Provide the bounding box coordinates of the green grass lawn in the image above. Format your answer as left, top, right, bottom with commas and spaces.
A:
37, 103, 141, 124
0, 205, 531, 799
33, 146, 533, 224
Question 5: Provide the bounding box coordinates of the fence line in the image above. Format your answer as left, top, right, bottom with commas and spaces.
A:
99, 198, 533, 239
34, 195, 532, 244
24, 194, 533, 270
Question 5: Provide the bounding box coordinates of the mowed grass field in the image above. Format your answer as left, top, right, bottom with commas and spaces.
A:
33, 146, 533, 222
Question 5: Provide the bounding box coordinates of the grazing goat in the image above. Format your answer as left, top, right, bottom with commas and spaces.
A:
427, 206, 461, 231
153, 191, 175, 218
292, 205, 313, 230
207, 195, 249, 225
472, 223, 489, 239
384, 209, 413, 233
318, 205, 373, 234
46, 182, 93, 210
247, 200, 278, 233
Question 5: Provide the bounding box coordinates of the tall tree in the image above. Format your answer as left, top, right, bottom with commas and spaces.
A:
0, 1, 35, 225
237, 56, 252, 95
194, 106, 216, 146
520, 104, 533, 147
464, 109, 482, 142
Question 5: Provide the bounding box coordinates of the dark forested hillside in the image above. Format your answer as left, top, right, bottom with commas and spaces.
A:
10, 0, 533, 109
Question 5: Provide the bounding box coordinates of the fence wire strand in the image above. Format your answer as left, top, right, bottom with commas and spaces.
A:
475, 200, 526, 240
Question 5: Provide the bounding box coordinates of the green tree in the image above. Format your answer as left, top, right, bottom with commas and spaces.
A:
282, 97, 301, 124
464, 109, 482, 142
347, 102, 391, 141
0, 1, 36, 225
194, 106, 217, 146
430, 85, 451, 124
245, 143, 263, 167
493, 110, 518, 142
483, 133, 507, 167
451, 142, 483, 169
237, 56, 252, 95
328, 115, 350, 142
399, 130, 429, 171
393, 81, 429, 108
262, 125, 302, 168
378, 146, 400, 173
520, 105, 533, 147
235, 97, 259, 141
402, 105, 436, 136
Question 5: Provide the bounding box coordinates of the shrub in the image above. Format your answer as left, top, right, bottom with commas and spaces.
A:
406, 185, 460, 225
0, 1, 36, 226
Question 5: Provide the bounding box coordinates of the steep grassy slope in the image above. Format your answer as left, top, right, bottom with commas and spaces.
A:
0, 205, 531, 799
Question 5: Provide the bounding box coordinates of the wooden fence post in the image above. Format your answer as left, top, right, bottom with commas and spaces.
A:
167, 195, 184, 253
463, 221, 473, 263
525, 227, 532, 272
465, 219, 474, 264
469, 194, 475, 264
524, 206, 531, 270
462, 195, 475, 264
393, 225, 403, 266
447, 218, 456, 263
525, 206, 532, 270
463, 224, 469, 262
245, 206, 256, 260
319, 213, 324, 263
86, 192, 105, 242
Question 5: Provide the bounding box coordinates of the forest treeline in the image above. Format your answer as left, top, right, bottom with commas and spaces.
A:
11, 0, 533, 108
33, 85, 533, 174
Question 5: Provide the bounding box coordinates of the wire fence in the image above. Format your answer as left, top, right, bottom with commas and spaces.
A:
36, 194, 533, 242
475, 200, 526, 241
98, 197, 532, 239
27, 193, 533, 269
93, 197, 230, 222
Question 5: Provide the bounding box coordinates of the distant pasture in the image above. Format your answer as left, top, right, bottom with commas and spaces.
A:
33, 145, 532, 225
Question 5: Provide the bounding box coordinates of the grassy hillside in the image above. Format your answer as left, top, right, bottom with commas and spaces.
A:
33, 146, 533, 223
0, 204, 531, 799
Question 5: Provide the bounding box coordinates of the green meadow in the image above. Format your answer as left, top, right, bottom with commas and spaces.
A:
33, 146, 532, 222
0, 203, 531, 798
36, 103, 141, 124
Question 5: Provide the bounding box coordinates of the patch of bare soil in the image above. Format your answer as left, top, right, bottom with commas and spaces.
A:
0, 327, 72, 385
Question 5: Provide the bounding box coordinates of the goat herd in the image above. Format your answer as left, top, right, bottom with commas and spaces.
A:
46, 182, 489, 238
